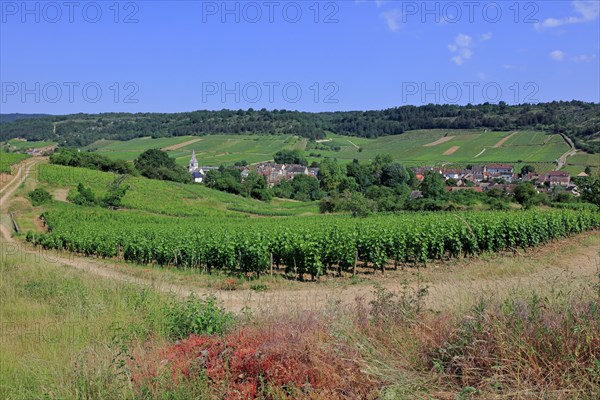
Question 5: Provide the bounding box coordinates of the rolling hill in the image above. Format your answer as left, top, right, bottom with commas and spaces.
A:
2, 101, 599, 152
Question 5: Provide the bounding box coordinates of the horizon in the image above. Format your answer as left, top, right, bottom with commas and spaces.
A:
2, 1, 599, 114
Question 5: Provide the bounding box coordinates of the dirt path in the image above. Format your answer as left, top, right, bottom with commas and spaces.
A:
1, 160, 598, 314
556, 133, 577, 171
162, 138, 203, 151
473, 148, 486, 158
492, 131, 518, 148
424, 136, 454, 147
346, 139, 360, 149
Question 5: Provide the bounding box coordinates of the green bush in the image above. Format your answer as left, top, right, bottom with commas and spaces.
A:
67, 183, 98, 206
28, 188, 52, 206
163, 294, 234, 339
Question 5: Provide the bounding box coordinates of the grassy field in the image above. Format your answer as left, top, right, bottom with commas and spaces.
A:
563, 152, 600, 175
1, 235, 598, 399
81, 129, 592, 173
17, 163, 319, 219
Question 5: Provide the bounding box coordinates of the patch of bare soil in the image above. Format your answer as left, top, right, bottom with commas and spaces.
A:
54, 189, 69, 202
423, 136, 455, 147
162, 138, 203, 151
493, 131, 518, 148
443, 146, 460, 155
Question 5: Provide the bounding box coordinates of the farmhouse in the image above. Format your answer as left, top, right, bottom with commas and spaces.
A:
485, 164, 514, 181
256, 162, 318, 187
543, 171, 571, 186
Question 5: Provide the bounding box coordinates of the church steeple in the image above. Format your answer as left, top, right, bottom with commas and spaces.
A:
189, 150, 199, 172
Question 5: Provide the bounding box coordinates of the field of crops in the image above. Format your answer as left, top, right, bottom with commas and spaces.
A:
82, 129, 581, 171
0, 150, 29, 173
28, 204, 599, 280
6, 139, 57, 150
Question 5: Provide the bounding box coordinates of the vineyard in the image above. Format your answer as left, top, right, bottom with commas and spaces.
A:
0, 150, 29, 173
27, 205, 599, 280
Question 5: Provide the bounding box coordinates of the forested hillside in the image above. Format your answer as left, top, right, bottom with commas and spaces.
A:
2, 101, 599, 152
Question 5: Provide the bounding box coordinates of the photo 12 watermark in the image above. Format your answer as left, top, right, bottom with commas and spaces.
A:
200, 1, 339, 24
391, 1, 539, 24
201, 81, 340, 105
1, 1, 140, 23
401, 81, 540, 104
1, 241, 78, 265
1, 82, 140, 104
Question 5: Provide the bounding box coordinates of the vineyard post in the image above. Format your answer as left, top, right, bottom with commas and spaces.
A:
353, 250, 358, 276
270, 253, 273, 277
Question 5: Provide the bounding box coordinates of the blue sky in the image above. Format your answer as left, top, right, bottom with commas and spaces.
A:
1, 0, 599, 114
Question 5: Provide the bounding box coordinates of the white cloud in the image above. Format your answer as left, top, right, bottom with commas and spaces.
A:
502, 64, 515, 69
455, 33, 472, 47
572, 53, 597, 62
550, 50, 566, 61
480, 32, 493, 41
381, 9, 402, 31
535, 0, 599, 29
448, 34, 473, 65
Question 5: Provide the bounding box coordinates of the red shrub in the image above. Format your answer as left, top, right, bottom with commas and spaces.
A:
132, 315, 379, 399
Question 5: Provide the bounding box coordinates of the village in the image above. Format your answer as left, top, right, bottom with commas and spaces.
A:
187, 148, 585, 197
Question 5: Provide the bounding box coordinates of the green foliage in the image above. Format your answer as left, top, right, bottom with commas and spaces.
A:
272, 174, 322, 201
50, 148, 134, 175
205, 169, 271, 201
578, 174, 600, 207
318, 158, 344, 192
520, 164, 535, 175
28, 188, 52, 206
513, 182, 540, 209
273, 149, 307, 166
163, 294, 234, 340
134, 149, 191, 183
67, 183, 98, 206
28, 204, 599, 278
101, 176, 130, 209
420, 171, 446, 199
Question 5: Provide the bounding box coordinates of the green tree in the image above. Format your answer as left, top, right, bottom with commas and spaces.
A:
420, 171, 446, 199
67, 183, 97, 206
346, 159, 371, 191
381, 162, 410, 188
579, 174, 600, 206
513, 182, 539, 209
28, 188, 52, 206
273, 150, 307, 166
520, 165, 535, 175
101, 175, 130, 209
318, 158, 344, 192
134, 149, 190, 183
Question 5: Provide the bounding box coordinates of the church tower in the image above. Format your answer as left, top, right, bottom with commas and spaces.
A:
189, 150, 199, 172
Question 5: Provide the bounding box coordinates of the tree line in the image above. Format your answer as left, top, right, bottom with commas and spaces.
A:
3, 101, 599, 152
